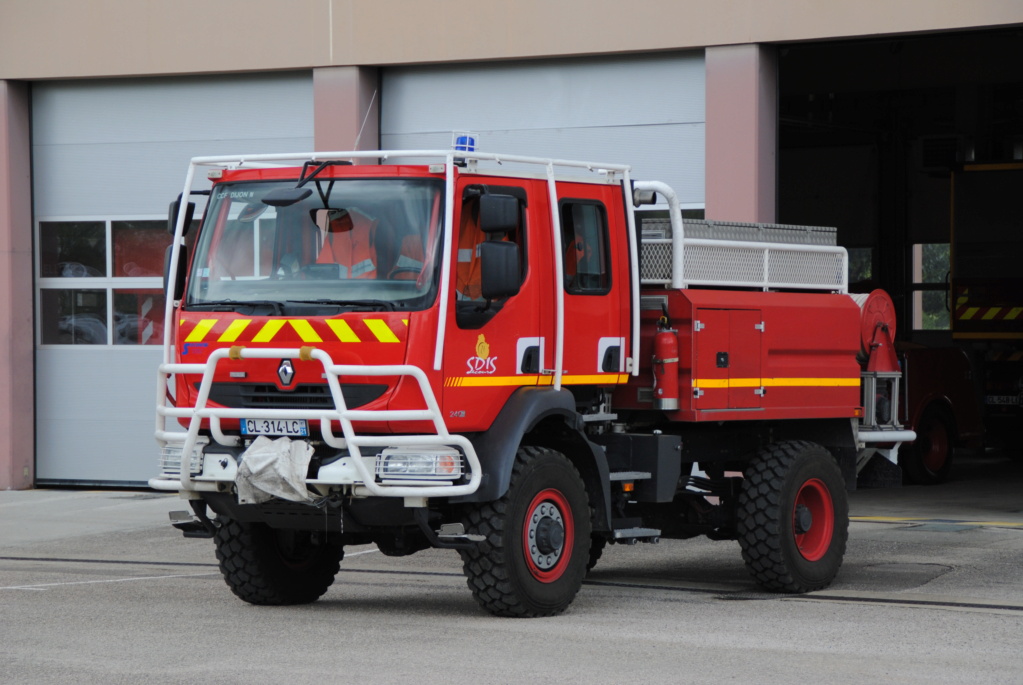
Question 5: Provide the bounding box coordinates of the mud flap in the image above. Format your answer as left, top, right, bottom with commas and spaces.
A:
856, 453, 903, 489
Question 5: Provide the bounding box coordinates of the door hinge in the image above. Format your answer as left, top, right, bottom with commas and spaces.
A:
694, 320, 705, 332
693, 387, 705, 398
754, 387, 766, 396
755, 322, 765, 332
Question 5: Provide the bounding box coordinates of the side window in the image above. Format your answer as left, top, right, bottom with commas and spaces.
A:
561, 200, 610, 294
456, 187, 527, 300
455, 194, 486, 301
455, 186, 527, 329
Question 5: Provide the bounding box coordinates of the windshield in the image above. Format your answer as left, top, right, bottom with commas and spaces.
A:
186, 178, 445, 312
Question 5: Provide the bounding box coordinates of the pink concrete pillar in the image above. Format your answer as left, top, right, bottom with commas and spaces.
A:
313, 66, 380, 155
0, 81, 35, 490
705, 44, 778, 223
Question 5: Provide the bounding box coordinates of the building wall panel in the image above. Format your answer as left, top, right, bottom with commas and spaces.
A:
33, 74, 314, 485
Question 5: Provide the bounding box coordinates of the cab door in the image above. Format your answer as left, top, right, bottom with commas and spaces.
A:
556, 185, 631, 389
442, 179, 543, 432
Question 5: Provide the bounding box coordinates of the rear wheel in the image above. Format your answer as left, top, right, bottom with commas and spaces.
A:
460, 446, 591, 617
900, 408, 954, 485
214, 517, 343, 605
737, 441, 849, 593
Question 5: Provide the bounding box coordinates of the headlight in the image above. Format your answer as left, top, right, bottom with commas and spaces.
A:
375, 447, 463, 481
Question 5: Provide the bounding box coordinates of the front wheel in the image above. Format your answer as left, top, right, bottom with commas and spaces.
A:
737, 441, 849, 593
214, 517, 344, 605
586, 534, 608, 573
460, 446, 592, 617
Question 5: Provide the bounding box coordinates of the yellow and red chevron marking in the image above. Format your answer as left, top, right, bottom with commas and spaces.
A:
180, 317, 409, 345
955, 306, 1023, 322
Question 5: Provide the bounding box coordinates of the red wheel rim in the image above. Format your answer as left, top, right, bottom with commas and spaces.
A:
522, 488, 575, 582
920, 419, 950, 474
793, 478, 834, 562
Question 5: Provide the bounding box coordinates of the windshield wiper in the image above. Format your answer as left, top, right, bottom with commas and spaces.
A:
187, 299, 283, 315
285, 299, 396, 311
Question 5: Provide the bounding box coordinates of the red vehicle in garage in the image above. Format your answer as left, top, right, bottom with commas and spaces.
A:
898, 345, 985, 484
153, 148, 913, 616
948, 163, 1023, 453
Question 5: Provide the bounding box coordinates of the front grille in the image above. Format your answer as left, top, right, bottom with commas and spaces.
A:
200, 383, 387, 410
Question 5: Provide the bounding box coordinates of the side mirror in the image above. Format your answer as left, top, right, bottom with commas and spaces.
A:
479, 194, 520, 234
168, 195, 196, 235
479, 241, 521, 300
164, 244, 187, 301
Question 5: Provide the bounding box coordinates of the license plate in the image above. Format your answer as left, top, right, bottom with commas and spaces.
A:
985, 395, 1020, 406
240, 419, 309, 437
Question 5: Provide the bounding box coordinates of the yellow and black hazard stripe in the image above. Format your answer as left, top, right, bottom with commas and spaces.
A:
987, 349, 1023, 362
955, 306, 1023, 322
954, 288, 1023, 322
181, 318, 409, 344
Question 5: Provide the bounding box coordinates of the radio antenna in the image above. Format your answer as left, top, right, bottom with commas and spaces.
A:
352, 89, 378, 152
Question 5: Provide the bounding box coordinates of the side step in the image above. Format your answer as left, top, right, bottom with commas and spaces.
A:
413, 508, 484, 550
611, 515, 661, 545
169, 510, 216, 539
612, 528, 661, 545
436, 522, 486, 544
608, 473, 660, 544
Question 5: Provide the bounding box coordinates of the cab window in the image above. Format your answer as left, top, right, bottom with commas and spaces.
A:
455, 185, 527, 328
560, 200, 610, 294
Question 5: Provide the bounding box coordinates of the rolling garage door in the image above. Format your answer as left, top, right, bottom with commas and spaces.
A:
381, 53, 706, 207
33, 73, 314, 486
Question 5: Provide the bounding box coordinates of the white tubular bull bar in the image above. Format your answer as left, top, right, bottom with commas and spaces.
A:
153, 346, 481, 498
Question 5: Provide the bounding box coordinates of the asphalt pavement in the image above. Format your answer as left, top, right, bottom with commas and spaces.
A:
2, 450, 1022, 684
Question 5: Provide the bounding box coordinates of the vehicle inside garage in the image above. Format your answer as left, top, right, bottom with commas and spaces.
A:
778, 29, 1023, 460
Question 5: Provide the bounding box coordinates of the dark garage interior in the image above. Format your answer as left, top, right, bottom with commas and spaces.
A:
778, 28, 1023, 458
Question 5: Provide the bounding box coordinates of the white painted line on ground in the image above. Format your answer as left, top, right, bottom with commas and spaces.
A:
0, 571, 219, 591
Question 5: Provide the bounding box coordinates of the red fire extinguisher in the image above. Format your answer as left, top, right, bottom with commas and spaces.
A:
652, 314, 679, 411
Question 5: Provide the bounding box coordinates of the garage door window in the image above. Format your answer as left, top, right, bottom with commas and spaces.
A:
911, 242, 950, 330
38, 219, 172, 345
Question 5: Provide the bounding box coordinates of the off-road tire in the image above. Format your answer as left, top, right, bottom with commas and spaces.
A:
900, 408, 954, 485
587, 534, 608, 573
460, 446, 592, 617
214, 517, 343, 605
737, 441, 848, 593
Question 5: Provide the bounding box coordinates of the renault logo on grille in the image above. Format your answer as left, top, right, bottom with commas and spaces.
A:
277, 359, 295, 386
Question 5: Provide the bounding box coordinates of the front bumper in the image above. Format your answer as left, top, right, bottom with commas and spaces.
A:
152, 346, 481, 500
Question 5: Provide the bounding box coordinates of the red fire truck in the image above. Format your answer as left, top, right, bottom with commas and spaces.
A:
153, 148, 912, 617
